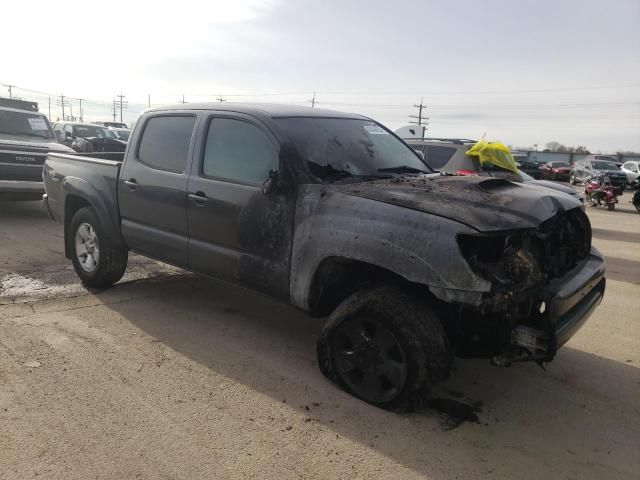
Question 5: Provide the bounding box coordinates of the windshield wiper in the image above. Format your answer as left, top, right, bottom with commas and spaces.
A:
378, 165, 430, 174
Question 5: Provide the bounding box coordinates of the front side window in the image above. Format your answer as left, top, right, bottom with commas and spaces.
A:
203, 118, 277, 185
138, 115, 196, 173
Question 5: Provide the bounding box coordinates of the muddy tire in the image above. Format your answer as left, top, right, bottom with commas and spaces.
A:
68, 207, 128, 289
317, 285, 452, 412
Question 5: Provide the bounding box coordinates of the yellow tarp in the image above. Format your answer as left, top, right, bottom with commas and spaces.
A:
465, 140, 518, 173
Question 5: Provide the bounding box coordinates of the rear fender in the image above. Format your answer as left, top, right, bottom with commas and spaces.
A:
61, 176, 126, 256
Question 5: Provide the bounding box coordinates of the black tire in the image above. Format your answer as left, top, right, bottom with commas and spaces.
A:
317, 285, 452, 412
68, 207, 128, 288
607, 202, 615, 211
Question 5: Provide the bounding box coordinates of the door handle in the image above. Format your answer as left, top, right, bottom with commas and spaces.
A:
124, 178, 138, 190
189, 191, 208, 205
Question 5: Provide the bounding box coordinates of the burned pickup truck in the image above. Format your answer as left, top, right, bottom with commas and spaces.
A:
43, 103, 605, 410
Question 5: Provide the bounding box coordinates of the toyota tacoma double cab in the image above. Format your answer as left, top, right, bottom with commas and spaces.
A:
43, 103, 606, 410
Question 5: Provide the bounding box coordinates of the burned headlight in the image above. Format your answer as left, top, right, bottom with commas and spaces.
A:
457, 233, 543, 292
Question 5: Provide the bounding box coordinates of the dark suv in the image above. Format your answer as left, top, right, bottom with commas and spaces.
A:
52, 122, 127, 153
570, 159, 628, 194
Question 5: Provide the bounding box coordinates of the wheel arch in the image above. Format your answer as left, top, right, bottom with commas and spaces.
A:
306, 256, 436, 317
61, 177, 126, 258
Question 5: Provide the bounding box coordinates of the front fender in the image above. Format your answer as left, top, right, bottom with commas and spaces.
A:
290, 185, 491, 310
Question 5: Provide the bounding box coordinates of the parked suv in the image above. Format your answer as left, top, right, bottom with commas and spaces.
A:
0, 105, 73, 200
570, 159, 628, 194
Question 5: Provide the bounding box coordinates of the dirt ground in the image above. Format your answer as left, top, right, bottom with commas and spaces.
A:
1, 197, 639, 480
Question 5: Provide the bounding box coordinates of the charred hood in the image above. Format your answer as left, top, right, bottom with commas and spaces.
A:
332, 176, 581, 232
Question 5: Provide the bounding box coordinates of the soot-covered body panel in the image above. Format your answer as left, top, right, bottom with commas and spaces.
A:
332, 175, 581, 232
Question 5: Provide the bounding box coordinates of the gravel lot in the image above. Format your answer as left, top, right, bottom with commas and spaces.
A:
1, 196, 638, 480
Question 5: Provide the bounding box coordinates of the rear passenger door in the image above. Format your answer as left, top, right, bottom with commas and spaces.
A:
118, 113, 197, 266
186, 114, 294, 299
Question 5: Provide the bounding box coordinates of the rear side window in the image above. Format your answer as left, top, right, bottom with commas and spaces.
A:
203, 118, 276, 185
138, 116, 196, 173
426, 146, 457, 169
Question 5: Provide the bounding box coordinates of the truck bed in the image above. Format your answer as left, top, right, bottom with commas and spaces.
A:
43, 152, 124, 252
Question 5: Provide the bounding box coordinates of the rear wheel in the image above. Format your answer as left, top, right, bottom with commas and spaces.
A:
317, 285, 452, 411
68, 207, 128, 288
607, 202, 616, 211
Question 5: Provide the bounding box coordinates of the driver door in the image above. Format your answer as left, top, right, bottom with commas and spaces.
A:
186, 114, 294, 299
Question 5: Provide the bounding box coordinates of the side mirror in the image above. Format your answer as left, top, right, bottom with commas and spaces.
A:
262, 170, 282, 195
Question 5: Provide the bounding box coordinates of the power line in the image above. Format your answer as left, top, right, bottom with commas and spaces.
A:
2, 84, 15, 99
408, 97, 428, 139
116, 93, 128, 123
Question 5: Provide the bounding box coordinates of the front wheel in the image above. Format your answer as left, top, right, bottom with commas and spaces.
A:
317, 285, 452, 411
68, 207, 128, 288
633, 193, 640, 213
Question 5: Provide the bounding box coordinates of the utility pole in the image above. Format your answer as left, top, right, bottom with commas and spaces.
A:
409, 97, 428, 139
78, 98, 84, 122
48, 97, 51, 119
116, 93, 127, 123
112, 98, 117, 122
216, 94, 226, 103
180, 94, 187, 104
3, 84, 15, 99
55, 94, 70, 120
148, 94, 151, 108
308, 91, 317, 108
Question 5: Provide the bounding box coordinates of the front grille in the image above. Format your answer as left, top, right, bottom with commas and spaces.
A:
529, 208, 591, 279
0, 151, 46, 166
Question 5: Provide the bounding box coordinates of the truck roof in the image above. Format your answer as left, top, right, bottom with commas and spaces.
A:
145, 102, 365, 120
0, 105, 46, 116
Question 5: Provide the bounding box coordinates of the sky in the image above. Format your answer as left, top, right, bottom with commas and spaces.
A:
2, 0, 639, 152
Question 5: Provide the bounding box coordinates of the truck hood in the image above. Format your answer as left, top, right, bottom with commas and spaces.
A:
0, 136, 74, 153
525, 179, 579, 197
332, 175, 581, 232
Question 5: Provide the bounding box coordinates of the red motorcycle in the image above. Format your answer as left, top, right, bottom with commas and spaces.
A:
584, 174, 618, 211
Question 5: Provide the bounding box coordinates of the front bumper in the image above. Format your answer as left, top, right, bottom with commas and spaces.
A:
0, 179, 44, 193
504, 248, 605, 364
0, 180, 44, 200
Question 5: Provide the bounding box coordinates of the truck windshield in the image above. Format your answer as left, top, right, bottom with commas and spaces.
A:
276, 117, 432, 182
0, 110, 53, 140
